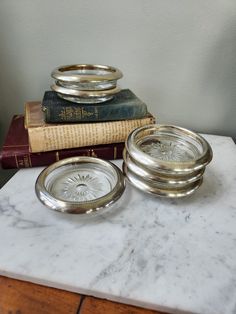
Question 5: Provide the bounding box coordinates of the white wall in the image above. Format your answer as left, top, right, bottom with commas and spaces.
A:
0, 0, 236, 183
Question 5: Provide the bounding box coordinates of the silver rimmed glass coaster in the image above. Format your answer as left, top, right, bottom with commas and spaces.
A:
51, 64, 123, 84
35, 157, 125, 214
123, 165, 203, 198
123, 149, 205, 188
56, 79, 117, 91
126, 124, 213, 174
51, 83, 121, 104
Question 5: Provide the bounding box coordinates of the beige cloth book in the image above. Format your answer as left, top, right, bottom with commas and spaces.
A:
25, 102, 156, 153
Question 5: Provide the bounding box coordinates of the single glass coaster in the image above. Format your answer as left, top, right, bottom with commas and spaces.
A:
126, 124, 213, 174
51, 64, 123, 83
57, 79, 117, 91
51, 84, 121, 104
35, 157, 125, 214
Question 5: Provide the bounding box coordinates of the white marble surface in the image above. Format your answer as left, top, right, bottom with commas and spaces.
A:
0, 134, 236, 314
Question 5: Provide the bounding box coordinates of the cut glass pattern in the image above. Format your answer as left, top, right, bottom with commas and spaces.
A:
47, 165, 115, 202
140, 139, 197, 162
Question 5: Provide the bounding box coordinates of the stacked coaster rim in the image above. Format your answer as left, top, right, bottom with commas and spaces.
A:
51, 64, 123, 103
123, 149, 205, 188
123, 124, 213, 197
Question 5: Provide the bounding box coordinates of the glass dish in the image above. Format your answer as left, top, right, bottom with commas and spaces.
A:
51, 83, 121, 104
51, 64, 123, 83
126, 124, 213, 174
35, 157, 125, 214
57, 79, 117, 91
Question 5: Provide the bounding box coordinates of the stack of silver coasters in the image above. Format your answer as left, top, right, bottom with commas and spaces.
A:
51, 64, 123, 104
123, 124, 213, 198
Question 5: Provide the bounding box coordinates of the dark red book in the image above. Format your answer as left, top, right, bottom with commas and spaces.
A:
0, 115, 124, 169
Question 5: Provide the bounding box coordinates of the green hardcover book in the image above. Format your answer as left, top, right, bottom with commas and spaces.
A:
42, 89, 148, 123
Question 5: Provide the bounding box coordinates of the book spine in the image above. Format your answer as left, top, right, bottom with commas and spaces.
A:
0, 143, 125, 169
28, 116, 155, 153
42, 103, 147, 123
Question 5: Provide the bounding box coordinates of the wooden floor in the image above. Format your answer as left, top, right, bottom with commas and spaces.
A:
0, 276, 168, 314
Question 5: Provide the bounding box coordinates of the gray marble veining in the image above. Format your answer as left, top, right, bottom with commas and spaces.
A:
0, 134, 236, 314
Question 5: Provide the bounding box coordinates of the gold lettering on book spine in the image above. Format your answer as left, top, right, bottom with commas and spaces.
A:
114, 146, 117, 159
15, 155, 31, 168
27, 154, 32, 167
90, 149, 98, 157
22, 155, 30, 167
58, 107, 98, 121
55, 151, 60, 161
14, 155, 19, 168
81, 108, 97, 119
59, 108, 82, 121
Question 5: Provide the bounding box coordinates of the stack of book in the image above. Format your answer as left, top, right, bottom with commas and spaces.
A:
0, 89, 155, 169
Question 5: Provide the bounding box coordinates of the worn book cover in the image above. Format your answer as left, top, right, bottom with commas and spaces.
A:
42, 89, 148, 123
25, 102, 156, 153
0, 115, 125, 169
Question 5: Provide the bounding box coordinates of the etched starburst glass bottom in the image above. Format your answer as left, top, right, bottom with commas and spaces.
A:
45, 163, 116, 202
138, 135, 201, 162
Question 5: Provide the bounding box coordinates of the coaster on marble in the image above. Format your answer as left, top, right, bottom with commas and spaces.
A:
35, 156, 125, 214
123, 124, 213, 197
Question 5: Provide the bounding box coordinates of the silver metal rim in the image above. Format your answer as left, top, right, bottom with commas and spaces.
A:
123, 149, 205, 186
126, 124, 213, 174
56, 79, 117, 91
35, 157, 125, 214
51, 64, 123, 83
51, 83, 121, 98
123, 165, 203, 198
